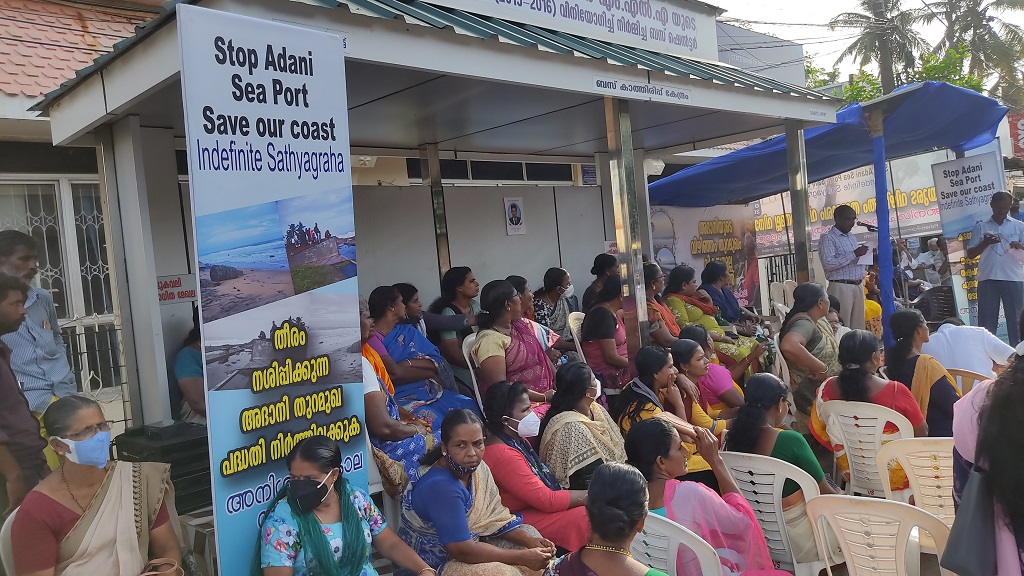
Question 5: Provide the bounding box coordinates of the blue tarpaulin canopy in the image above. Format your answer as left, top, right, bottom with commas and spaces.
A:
649, 82, 1008, 207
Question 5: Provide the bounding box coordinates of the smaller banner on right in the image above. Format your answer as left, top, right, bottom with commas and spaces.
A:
933, 151, 1004, 324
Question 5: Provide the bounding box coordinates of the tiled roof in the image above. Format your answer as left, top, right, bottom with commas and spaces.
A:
0, 0, 155, 98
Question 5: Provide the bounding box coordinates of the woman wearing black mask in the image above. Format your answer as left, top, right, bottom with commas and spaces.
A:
256, 436, 431, 576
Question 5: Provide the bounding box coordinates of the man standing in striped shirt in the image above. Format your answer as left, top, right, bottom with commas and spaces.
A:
0, 231, 77, 470
818, 205, 868, 330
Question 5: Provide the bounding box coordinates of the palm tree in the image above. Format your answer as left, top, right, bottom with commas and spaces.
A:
918, 0, 1024, 77
831, 0, 931, 93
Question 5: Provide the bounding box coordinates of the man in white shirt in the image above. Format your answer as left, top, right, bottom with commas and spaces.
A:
818, 205, 869, 329
966, 191, 1024, 345
921, 317, 1014, 377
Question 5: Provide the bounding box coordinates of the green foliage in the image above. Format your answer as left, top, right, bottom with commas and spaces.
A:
840, 70, 883, 104
911, 45, 985, 92
805, 55, 841, 89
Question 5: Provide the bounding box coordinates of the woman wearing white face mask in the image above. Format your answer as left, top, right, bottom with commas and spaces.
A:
539, 363, 626, 490
11, 395, 181, 575
533, 268, 578, 361
482, 380, 589, 552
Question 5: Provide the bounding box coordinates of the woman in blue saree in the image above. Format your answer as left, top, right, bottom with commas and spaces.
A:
367, 285, 479, 428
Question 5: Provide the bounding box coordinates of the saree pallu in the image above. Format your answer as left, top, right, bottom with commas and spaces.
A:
539, 404, 625, 489
56, 461, 172, 575
382, 325, 477, 424
370, 374, 439, 487
363, 343, 395, 395
664, 295, 760, 373
398, 462, 540, 575
908, 354, 960, 421
647, 298, 681, 337
506, 319, 559, 395
784, 317, 839, 432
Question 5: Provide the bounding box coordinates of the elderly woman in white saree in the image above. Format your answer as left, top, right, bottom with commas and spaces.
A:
11, 396, 181, 576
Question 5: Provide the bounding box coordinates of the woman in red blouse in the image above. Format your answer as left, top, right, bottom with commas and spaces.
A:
481, 380, 589, 551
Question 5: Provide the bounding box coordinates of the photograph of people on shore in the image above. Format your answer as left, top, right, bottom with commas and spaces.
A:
195, 202, 295, 322
278, 188, 357, 294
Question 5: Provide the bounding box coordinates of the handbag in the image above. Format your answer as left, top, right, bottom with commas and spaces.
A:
140, 558, 185, 576
940, 457, 996, 576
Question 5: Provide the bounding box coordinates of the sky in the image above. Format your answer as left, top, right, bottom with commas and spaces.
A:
195, 201, 282, 255
276, 188, 355, 239
710, 0, 1024, 78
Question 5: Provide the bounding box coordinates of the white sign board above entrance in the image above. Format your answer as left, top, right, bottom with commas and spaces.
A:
424, 0, 719, 61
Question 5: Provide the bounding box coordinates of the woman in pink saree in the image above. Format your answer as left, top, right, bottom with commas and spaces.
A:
473, 280, 574, 403
624, 418, 788, 576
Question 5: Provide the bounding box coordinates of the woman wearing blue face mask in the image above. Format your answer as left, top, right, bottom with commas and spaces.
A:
481, 381, 589, 552
10, 395, 181, 575
256, 435, 431, 576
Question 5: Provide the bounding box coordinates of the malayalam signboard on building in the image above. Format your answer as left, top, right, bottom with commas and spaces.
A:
178, 6, 365, 575
1010, 112, 1024, 160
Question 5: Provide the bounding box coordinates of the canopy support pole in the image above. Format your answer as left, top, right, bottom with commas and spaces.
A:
869, 111, 897, 347
605, 97, 648, 356
785, 121, 811, 283
419, 144, 451, 278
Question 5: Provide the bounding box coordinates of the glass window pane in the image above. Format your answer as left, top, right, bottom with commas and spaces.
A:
0, 183, 68, 316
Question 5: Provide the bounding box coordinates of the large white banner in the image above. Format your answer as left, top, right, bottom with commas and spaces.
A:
933, 150, 1005, 323
178, 7, 364, 575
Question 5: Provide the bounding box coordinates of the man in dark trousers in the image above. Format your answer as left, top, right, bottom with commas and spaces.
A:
0, 273, 49, 521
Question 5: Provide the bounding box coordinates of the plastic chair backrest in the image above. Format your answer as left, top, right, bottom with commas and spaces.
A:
366, 434, 384, 496
783, 280, 797, 306
0, 506, 16, 575
818, 401, 914, 497
772, 333, 791, 386
769, 282, 787, 308
773, 302, 791, 320
946, 368, 987, 395
875, 438, 955, 528
567, 312, 587, 361
631, 513, 723, 576
806, 495, 953, 576
720, 452, 833, 574
461, 332, 485, 412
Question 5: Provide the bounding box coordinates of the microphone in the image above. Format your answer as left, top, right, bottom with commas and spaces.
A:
856, 221, 878, 232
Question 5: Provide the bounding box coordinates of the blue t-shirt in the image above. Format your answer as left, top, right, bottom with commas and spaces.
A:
261, 485, 386, 576
173, 346, 203, 380
410, 466, 474, 545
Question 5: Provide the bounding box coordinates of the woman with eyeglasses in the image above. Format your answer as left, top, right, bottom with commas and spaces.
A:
256, 435, 431, 576
643, 263, 679, 347
724, 374, 841, 564
11, 395, 181, 575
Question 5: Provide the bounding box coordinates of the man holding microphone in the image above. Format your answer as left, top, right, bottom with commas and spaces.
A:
967, 191, 1024, 345
818, 205, 869, 330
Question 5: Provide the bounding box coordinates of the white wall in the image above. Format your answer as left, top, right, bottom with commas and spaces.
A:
554, 186, 607, 291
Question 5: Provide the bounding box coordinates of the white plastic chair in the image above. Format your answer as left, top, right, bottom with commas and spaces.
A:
806, 495, 953, 576
773, 302, 791, 320
946, 368, 987, 395
0, 506, 16, 575
875, 438, 955, 554
817, 401, 914, 498
631, 513, 723, 576
461, 332, 486, 412
720, 452, 838, 576
783, 280, 797, 307
568, 311, 620, 397
365, 436, 401, 528
769, 281, 788, 308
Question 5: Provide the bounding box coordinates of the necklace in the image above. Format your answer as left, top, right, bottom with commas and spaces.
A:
585, 544, 632, 557
60, 466, 87, 513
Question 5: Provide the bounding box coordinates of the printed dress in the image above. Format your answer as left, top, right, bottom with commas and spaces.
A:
261, 484, 386, 576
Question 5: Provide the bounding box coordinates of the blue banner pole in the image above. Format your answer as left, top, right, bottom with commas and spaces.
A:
869, 111, 897, 348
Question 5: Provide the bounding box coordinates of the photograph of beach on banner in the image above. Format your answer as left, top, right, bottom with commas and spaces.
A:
278, 187, 357, 294
196, 202, 295, 322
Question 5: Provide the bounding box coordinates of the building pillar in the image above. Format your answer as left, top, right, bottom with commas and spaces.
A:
786, 121, 812, 283
419, 144, 451, 279
605, 97, 648, 356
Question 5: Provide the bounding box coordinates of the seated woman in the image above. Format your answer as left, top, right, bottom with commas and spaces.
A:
472, 280, 573, 402
582, 253, 618, 314
579, 275, 632, 392
810, 330, 927, 492
611, 346, 696, 444
395, 282, 472, 340
779, 283, 840, 433
663, 264, 761, 373
428, 267, 481, 387
678, 324, 760, 418
257, 436, 432, 576
698, 260, 760, 330
885, 308, 960, 437
367, 285, 479, 427
546, 462, 669, 576
538, 362, 626, 489
12, 396, 181, 575
624, 419, 784, 576
668, 338, 729, 492
481, 380, 589, 551
643, 262, 679, 347
399, 409, 557, 575
533, 267, 576, 347
360, 299, 439, 487
506, 276, 536, 322
725, 374, 842, 565
173, 307, 205, 424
